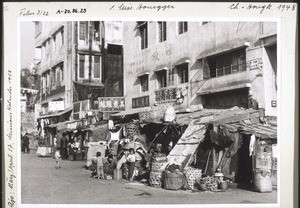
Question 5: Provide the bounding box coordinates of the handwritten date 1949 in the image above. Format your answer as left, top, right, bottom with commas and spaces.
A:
56, 8, 86, 14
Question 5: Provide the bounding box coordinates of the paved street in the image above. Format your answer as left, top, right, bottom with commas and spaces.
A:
21, 150, 277, 205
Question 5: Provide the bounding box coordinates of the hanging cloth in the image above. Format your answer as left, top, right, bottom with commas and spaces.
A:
249, 134, 256, 156
108, 119, 115, 130
108, 128, 122, 145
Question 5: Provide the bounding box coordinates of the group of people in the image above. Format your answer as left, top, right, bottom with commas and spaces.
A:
54, 131, 86, 169
90, 148, 137, 181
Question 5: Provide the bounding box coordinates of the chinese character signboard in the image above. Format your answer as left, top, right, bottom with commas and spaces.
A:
132, 96, 150, 108
49, 101, 65, 112
247, 58, 263, 70
98, 97, 125, 111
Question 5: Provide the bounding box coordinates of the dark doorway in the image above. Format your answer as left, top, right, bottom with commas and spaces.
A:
237, 134, 253, 185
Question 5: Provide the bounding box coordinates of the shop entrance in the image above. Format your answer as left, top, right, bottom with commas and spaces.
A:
237, 134, 253, 185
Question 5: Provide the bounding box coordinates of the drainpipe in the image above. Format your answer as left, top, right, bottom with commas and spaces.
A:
88, 22, 93, 82
74, 22, 78, 82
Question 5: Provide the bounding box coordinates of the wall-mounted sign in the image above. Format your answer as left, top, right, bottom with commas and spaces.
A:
98, 97, 125, 111
247, 58, 263, 70
132, 96, 150, 108
271, 100, 276, 107
49, 101, 65, 112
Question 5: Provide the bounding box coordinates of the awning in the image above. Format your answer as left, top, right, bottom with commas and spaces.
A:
197, 81, 251, 95
154, 67, 168, 72
112, 107, 149, 117
38, 108, 73, 120
73, 80, 104, 88
137, 71, 150, 77
136, 21, 147, 28
173, 57, 190, 66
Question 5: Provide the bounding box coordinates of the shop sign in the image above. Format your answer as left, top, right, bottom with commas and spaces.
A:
132, 96, 150, 108
49, 101, 65, 112
98, 97, 125, 111
247, 58, 263, 70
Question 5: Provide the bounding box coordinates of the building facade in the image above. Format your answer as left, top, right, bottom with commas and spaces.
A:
34, 21, 123, 122
123, 21, 277, 117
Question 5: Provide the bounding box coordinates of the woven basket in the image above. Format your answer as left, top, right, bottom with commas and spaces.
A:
184, 167, 202, 190
149, 171, 163, 188
110, 143, 119, 156
151, 161, 168, 172
162, 171, 185, 190
199, 176, 218, 191
253, 169, 272, 193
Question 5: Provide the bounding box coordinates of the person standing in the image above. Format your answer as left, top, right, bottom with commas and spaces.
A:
92, 152, 105, 179
126, 148, 136, 181
61, 133, 69, 160
23, 133, 30, 153
55, 149, 62, 169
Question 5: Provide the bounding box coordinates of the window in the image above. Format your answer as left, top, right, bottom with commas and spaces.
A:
94, 56, 101, 78
178, 22, 188, 34
94, 21, 100, 41
79, 55, 85, 78
46, 40, 50, 58
140, 75, 149, 92
139, 22, 148, 49
177, 64, 189, 84
52, 35, 56, 52
158, 21, 167, 42
156, 70, 167, 88
60, 65, 64, 83
79, 21, 87, 40
61, 29, 64, 46
168, 67, 175, 86
206, 49, 246, 78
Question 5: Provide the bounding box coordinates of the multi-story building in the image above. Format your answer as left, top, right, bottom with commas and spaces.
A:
122, 21, 277, 117
34, 21, 123, 123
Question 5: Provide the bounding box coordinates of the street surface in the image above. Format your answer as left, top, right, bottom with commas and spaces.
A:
21, 150, 277, 205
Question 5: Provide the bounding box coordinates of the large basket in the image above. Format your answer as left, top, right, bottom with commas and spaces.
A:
125, 123, 139, 140
162, 171, 185, 190
149, 171, 163, 188
253, 169, 272, 193
184, 167, 202, 190
110, 143, 119, 156
151, 161, 168, 172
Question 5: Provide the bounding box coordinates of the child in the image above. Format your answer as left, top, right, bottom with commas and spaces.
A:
55, 150, 61, 169
126, 148, 136, 181
92, 152, 105, 179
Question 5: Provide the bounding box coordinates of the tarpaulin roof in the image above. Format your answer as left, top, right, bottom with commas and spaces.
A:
221, 121, 277, 139
38, 108, 73, 120
175, 106, 261, 125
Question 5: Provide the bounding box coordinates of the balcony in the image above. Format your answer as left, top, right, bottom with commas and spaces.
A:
210, 63, 246, 78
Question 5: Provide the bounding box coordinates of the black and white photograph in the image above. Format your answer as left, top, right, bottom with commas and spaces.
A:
2, 2, 298, 208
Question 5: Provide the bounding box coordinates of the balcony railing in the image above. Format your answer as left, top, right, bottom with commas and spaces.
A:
210, 63, 246, 78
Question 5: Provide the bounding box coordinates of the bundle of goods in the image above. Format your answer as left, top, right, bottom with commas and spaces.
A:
36, 147, 52, 157
184, 167, 202, 190
125, 123, 139, 141
162, 170, 185, 190
253, 169, 272, 193
197, 176, 218, 191
139, 106, 165, 123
